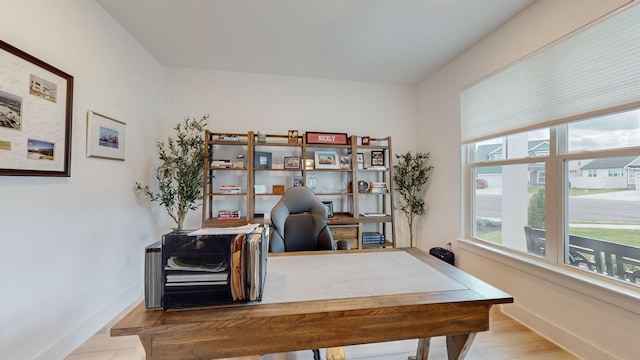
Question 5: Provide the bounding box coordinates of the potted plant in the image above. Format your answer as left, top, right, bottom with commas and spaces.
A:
136, 115, 209, 230
393, 151, 434, 247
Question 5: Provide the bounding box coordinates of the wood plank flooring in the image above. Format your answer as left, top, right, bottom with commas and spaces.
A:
66, 303, 577, 360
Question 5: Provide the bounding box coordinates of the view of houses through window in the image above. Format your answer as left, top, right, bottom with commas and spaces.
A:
467, 107, 640, 286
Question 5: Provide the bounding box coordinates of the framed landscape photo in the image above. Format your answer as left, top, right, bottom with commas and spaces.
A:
284, 156, 301, 169
254, 151, 272, 169
87, 111, 126, 160
0, 40, 74, 176
314, 151, 340, 169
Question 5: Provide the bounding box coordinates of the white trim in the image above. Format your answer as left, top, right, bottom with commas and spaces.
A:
457, 238, 640, 315
34, 284, 143, 360
501, 304, 615, 360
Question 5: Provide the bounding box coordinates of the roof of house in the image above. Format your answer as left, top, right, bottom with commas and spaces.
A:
580, 155, 640, 170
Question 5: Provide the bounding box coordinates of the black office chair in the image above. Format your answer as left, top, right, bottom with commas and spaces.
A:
269, 186, 349, 360
270, 186, 349, 252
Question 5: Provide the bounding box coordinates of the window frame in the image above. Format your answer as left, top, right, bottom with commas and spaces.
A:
464, 103, 640, 289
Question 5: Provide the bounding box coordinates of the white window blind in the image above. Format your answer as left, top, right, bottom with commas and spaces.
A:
461, 3, 640, 142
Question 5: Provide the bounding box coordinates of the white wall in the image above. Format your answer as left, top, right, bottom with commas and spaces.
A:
0, 1, 164, 359
416, 0, 638, 359
164, 67, 417, 244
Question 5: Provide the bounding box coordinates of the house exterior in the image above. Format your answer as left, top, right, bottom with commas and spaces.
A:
475, 140, 549, 187
572, 155, 640, 189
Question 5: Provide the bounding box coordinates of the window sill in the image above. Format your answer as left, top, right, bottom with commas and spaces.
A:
457, 237, 640, 316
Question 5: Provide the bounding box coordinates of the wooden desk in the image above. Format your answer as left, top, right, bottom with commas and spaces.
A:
111, 248, 513, 360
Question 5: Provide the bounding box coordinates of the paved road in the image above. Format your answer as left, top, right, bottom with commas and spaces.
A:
476, 190, 640, 223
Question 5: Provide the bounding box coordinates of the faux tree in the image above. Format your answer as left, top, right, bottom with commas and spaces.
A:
136, 115, 209, 230
393, 152, 434, 247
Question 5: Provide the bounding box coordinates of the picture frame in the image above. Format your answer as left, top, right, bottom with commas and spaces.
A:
254, 151, 272, 169
357, 152, 365, 170
340, 155, 351, 170
87, 111, 126, 161
305, 131, 349, 145
371, 150, 384, 167
293, 176, 304, 187
304, 158, 315, 170
0, 39, 74, 176
314, 151, 340, 169
284, 156, 301, 169
322, 201, 334, 218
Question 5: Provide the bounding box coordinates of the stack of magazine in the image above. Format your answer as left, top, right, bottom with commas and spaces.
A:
362, 231, 385, 245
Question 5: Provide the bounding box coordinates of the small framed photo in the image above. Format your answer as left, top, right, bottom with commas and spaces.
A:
371, 150, 384, 167
254, 151, 272, 169
288, 130, 299, 144
314, 151, 340, 169
322, 201, 334, 218
87, 111, 126, 161
284, 156, 301, 169
305, 158, 315, 170
340, 155, 351, 170
357, 152, 364, 170
293, 176, 304, 187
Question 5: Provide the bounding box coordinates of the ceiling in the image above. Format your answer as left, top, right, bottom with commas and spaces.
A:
96, 0, 534, 85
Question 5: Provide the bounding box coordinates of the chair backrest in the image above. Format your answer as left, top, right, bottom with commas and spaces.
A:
269, 187, 334, 252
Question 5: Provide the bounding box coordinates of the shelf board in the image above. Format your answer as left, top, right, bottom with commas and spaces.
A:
362, 240, 393, 249
208, 193, 247, 196
210, 167, 247, 171
203, 217, 249, 227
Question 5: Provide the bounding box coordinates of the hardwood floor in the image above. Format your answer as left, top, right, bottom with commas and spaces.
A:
66, 303, 577, 360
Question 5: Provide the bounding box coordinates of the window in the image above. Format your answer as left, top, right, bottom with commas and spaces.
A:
462, 4, 640, 287
466, 108, 640, 286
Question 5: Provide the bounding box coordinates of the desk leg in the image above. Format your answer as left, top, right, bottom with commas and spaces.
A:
138, 334, 152, 359
409, 338, 430, 360
446, 333, 476, 360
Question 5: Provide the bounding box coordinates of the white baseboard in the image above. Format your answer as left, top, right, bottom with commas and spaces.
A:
501, 304, 615, 360
35, 283, 143, 360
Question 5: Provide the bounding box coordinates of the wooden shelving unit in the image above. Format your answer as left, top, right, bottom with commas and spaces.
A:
202, 131, 395, 249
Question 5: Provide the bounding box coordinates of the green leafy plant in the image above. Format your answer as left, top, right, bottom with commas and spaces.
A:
527, 187, 545, 229
393, 152, 434, 247
135, 115, 209, 230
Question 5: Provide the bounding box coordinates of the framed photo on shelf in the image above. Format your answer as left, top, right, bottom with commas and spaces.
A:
306, 131, 348, 145
87, 111, 126, 161
293, 176, 304, 187
254, 151, 272, 169
371, 150, 384, 167
0, 39, 74, 177
322, 201, 334, 218
340, 155, 351, 170
314, 151, 340, 169
357, 152, 365, 170
284, 156, 301, 169
304, 158, 315, 170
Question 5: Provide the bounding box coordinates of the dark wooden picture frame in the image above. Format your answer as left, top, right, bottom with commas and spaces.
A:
0, 40, 74, 176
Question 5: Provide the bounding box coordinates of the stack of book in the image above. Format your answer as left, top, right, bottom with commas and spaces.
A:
218, 209, 241, 220
362, 232, 385, 245
211, 159, 233, 168
370, 182, 389, 193
219, 185, 241, 194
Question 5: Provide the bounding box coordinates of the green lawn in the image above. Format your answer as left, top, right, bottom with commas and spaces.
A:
477, 227, 639, 248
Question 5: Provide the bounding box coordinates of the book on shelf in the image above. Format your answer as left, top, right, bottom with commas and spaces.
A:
218, 209, 241, 220
211, 159, 233, 168
360, 212, 387, 217
219, 185, 241, 194
362, 231, 385, 244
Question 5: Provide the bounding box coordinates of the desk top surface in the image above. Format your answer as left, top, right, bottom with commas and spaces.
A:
112, 248, 512, 336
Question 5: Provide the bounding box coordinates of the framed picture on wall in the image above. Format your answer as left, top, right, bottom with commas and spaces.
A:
0, 39, 74, 176
87, 111, 126, 160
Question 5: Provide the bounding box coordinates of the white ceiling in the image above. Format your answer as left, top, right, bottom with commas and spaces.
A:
96, 0, 534, 85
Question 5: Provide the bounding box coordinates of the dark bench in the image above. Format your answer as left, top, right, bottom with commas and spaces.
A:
524, 226, 640, 284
